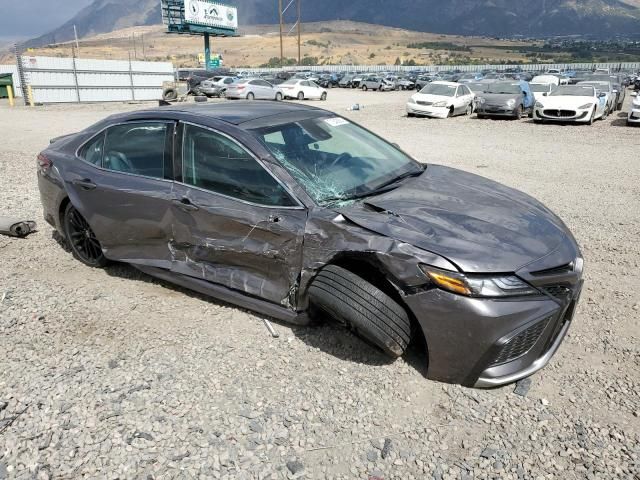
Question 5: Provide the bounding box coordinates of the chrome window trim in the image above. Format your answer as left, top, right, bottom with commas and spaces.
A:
74, 119, 176, 184
179, 121, 306, 211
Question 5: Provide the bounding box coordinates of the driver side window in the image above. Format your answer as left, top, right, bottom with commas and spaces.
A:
182, 124, 297, 207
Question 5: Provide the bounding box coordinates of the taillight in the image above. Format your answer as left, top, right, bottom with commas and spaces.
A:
237, 85, 246, 90
37, 153, 52, 172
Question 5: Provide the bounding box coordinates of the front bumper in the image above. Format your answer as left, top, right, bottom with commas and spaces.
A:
628, 108, 640, 124
476, 105, 518, 117
406, 103, 449, 119
534, 108, 591, 123
404, 279, 583, 388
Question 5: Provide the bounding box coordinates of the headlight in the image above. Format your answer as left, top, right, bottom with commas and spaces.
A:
506, 99, 516, 108
419, 266, 539, 298
433, 101, 448, 107
578, 103, 594, 110
408, 97, 416, 104
535, 101, 544, 108
476, 97, 486, 104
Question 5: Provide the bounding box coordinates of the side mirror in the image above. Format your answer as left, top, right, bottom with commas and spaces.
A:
542, 92, 548, 97
598, 92, 606, 98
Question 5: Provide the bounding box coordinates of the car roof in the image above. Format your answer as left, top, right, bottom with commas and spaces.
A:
146, 101, 322, 126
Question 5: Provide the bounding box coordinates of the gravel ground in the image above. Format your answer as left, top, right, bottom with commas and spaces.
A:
0, 89, 638, 480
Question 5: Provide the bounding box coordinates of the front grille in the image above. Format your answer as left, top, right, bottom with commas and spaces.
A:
417, 101, 433, 106
541, 284, 573, 301
543, 109, 576, 118
491, 317, 550, 366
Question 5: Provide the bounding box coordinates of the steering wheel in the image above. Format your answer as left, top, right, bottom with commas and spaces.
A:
327, 152, 353, 170
105, 151, 135, 173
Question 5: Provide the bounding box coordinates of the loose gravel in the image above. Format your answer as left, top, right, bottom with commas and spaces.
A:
0, 89, 638, 480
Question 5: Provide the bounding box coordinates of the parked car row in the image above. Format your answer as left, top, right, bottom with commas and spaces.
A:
406, 75, 636, 126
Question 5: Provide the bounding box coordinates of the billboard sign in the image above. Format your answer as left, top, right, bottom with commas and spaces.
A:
184, 0, 238, 32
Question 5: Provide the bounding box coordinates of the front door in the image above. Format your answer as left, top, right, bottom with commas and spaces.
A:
170, 122, 307, 307
66, 121, 176, 268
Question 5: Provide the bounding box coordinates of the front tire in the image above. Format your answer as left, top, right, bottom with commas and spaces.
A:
514, 105, 523, 120
63, 203, 107, 268
362, 85, 368, 91
309, 265, 411, 358
275, 92, 283, 101
321, 92, 327, 101
246, 92, 255, 100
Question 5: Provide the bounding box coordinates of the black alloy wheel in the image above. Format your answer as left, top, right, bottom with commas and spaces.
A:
63, 203, 107, 267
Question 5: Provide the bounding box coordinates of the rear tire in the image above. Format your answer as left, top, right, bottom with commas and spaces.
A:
297, 91, 304, 100
63, 203, 108, 268
309, 265, 411, 358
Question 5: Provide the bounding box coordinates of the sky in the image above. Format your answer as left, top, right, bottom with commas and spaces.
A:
0, 0, 92, 41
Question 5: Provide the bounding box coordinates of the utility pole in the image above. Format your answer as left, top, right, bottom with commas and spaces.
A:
297, 0, 301, 65
73, 25, 80, 53
278, 0, 284, 67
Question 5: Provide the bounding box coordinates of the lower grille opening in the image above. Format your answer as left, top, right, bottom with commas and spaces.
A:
491, 317, 550, 366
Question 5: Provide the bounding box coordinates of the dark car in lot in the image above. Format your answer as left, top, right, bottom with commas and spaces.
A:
475, 80, 535, 119
37, 102, 583, 388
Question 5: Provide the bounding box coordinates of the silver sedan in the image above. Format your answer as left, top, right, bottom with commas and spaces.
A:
225, 78, 284, 101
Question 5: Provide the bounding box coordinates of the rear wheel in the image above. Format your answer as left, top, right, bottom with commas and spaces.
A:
246, 92, 255, 100
309, 265, 411, 358
63, 203, 107, 268
297, 91, 304, 100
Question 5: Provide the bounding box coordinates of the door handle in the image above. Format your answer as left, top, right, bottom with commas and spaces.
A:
172, 198, 199, 212
72, 178, 97, 190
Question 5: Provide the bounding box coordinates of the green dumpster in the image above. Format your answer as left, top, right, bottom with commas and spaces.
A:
0, 74, 14, 98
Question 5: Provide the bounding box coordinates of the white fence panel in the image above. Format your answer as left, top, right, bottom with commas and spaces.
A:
19, 56, 175, 104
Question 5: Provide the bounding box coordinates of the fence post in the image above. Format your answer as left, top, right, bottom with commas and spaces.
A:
71, 46, 81, 103
128, 53, 136, 101
7, 85, 14, 107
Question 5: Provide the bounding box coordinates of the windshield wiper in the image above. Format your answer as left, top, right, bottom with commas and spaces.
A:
345, 168, 425, 201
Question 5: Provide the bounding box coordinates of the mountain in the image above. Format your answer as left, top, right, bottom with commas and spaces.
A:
26, 0, 640, 48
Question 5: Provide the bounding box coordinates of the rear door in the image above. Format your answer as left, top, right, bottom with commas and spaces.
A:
66, 120, 176, 268
170, 122, 307, 306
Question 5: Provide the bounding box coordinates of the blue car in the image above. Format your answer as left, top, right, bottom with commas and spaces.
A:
475, 80, 536, 119
457, 72, 484, 83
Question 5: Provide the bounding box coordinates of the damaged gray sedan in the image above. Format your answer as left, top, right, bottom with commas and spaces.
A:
37, 102, 584, 387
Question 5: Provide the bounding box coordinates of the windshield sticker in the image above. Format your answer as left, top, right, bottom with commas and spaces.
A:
324, 117, 350, 127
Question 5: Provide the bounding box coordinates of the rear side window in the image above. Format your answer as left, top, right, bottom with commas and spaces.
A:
79, 133, 105, 166
103, 122, 171, 180
182, 124, 297, 207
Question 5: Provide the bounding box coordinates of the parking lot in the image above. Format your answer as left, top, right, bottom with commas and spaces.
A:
0, 89, 638, 479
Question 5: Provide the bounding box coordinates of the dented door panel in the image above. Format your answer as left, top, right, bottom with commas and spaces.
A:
169, 183, 307, 307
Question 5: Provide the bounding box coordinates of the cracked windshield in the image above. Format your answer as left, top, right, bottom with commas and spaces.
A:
251, 117, 424, 205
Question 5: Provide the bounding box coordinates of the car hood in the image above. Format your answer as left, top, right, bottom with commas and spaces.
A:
412, 93, 451, 103
478, 93, 521, 104
337, 165, 571, 273
632, 96, 640, 108
538, 95, 595, 108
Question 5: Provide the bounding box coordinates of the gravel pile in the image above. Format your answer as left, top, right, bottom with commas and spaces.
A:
0, 91, 638, 479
